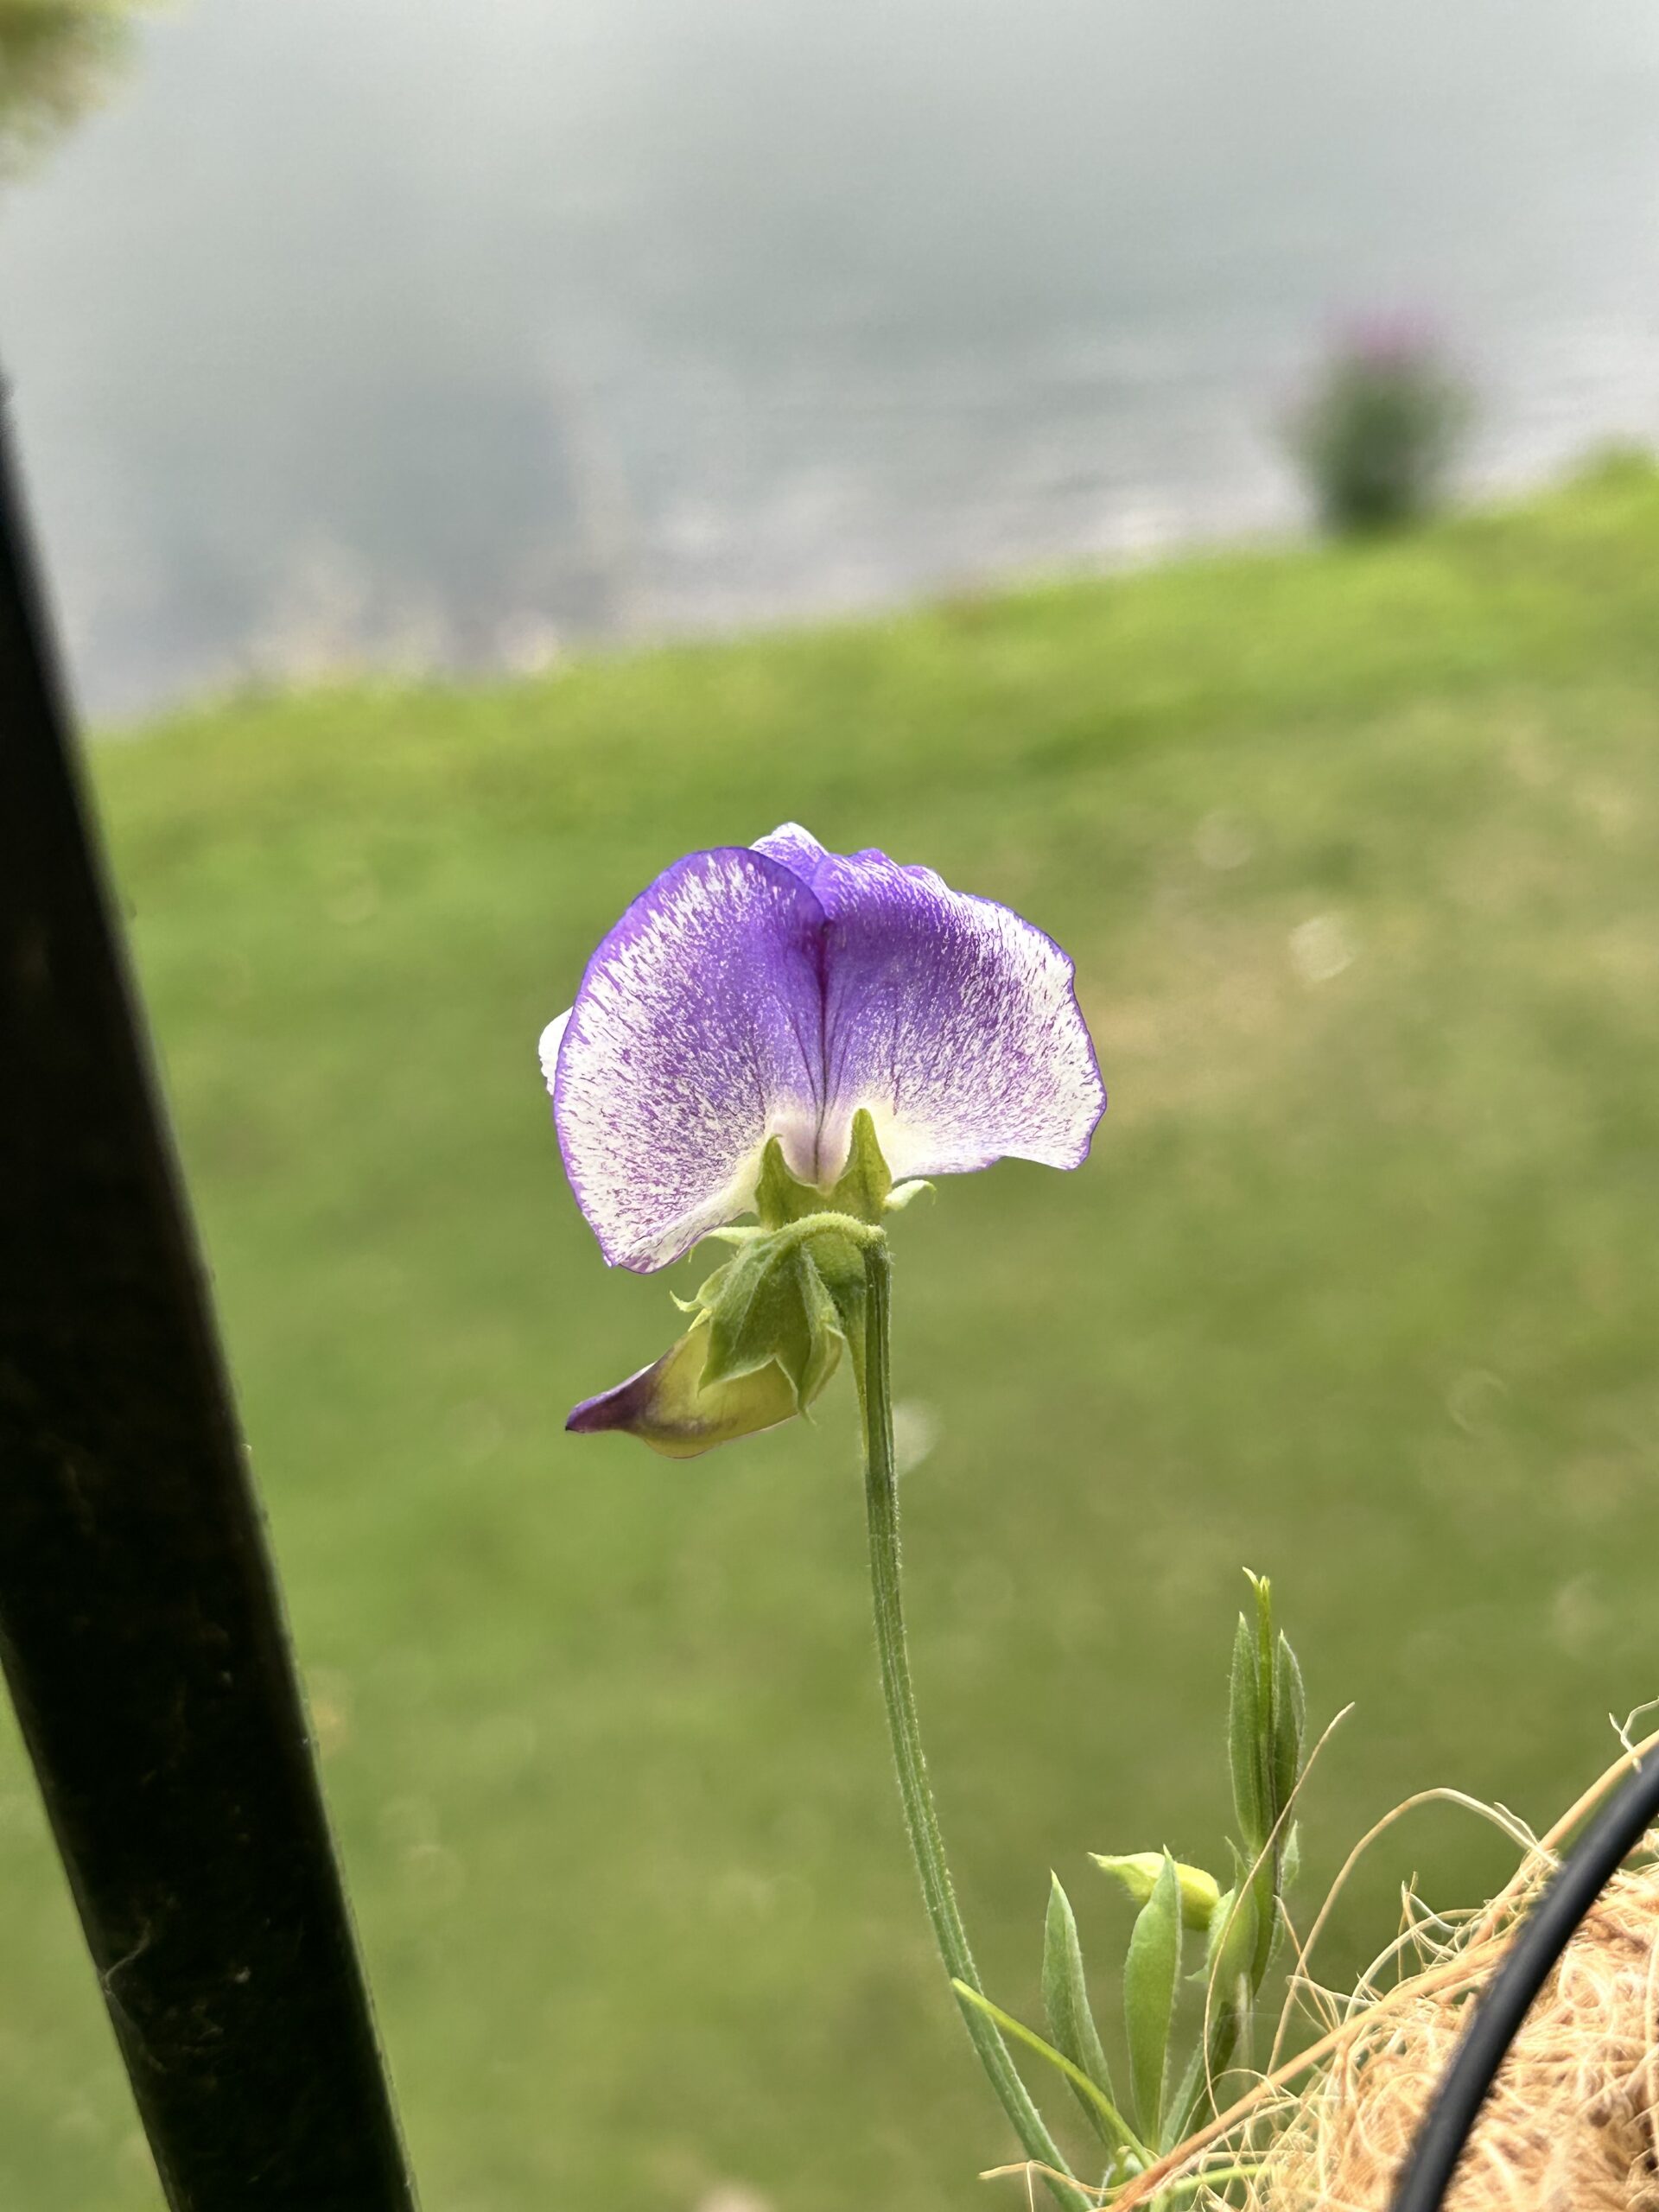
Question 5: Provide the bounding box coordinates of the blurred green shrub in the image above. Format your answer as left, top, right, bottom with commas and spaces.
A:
1571, 440, 1659, 495
0, 1, 146, 171
1291, 317, 1472, 536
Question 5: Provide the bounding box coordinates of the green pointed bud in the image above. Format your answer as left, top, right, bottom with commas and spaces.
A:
1228, 1609, 1268, 1853
1091, 1852, 1222, 1932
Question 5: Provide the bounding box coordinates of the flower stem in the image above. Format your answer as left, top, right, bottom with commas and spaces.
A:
856, 1238, 1088, 2209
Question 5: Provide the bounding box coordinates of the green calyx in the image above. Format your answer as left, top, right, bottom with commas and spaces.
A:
689, 1211, 875, 1411
753, 1105, 929, 1230
609, 1113, 925, 1459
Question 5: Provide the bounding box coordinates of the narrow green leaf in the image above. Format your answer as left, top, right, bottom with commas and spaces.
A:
1166, 2037, 1208, 2155
1042, 1875, 1117, 2142
950, 1980, 1149, 2164
1228, 1612, 1265, 1852
1166, 1986, 1246, 2147
1280, 1822, 1302, 1895
1271, 1631, 1306, 1821
1251, 1574, 1276, 1816
1201, 1881, 1256, 1995
1122, 1851, 1182, 2144
1246, 1571, 1274, 1680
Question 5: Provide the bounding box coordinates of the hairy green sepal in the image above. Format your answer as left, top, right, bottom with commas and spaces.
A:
594, 1116, 931, 1459
694, 1217, 869, 1406
753, 1106, 925, 1230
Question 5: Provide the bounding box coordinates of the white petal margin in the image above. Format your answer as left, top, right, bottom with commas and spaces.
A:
547, 847, 827, 1271
809, 847, 1106, 1189
537, 1008, 571, 1091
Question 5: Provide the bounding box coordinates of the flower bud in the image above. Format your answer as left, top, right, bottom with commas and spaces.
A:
566, 1313, 834, 1460
1091, 1852, 1222, 1931
566, 1205, 875, 1459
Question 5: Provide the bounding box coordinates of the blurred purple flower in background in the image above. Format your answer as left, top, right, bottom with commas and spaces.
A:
1340, 308, 1445, 369
1291, 310, 1474, 535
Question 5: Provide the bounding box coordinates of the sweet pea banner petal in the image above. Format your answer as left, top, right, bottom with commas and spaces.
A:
541, 824, 1105, 1273
760, 825, 1106, 1191
544, 846, 826, 1271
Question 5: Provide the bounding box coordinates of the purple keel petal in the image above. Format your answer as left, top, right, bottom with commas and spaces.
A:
807, 845, 1106, 1187
550, 847, 828, 1270
566, 1314, 830, 1459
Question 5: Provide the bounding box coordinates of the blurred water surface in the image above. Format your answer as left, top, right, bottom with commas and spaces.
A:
4, 0, 1659, 715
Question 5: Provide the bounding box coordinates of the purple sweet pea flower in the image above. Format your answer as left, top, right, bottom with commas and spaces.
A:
539, 823, 1105, 1275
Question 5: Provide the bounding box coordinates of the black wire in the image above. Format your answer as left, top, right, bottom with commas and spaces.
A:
1389, 1747, 1659, 2212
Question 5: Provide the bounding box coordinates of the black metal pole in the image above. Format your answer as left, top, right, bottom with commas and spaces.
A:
0, 392, 421, 2209
1389, 1747, 1659, 2212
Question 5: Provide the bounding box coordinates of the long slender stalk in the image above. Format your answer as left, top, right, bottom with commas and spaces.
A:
855, 1237, 1089, 2210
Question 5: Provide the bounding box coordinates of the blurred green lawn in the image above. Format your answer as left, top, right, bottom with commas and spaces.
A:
5, 462, 1659, 2210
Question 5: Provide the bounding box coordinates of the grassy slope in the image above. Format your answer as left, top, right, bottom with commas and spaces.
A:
5, 465, 1659, 2210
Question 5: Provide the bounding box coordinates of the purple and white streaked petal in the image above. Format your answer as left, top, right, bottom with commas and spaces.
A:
755, 823, 1103, 1185
543, 824, 1104, 1271
752, 820, 838, 899
549, 847, 828, 1271
537, 1008, 571, 1092
805, 843, 1104, 1187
